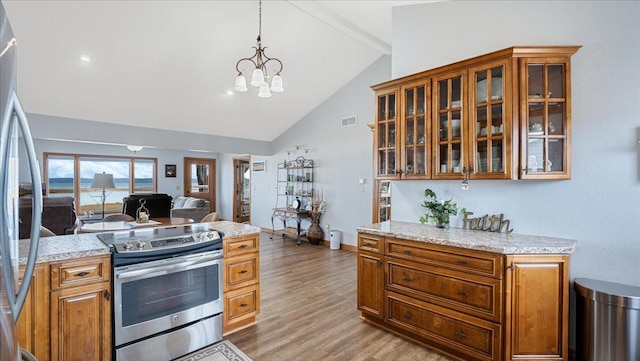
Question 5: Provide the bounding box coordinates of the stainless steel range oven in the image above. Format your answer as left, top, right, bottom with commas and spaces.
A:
98, 225, 224, 361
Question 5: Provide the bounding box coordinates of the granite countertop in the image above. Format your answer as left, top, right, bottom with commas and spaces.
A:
18, 233, 110, 265
19, 220, 262, 265
206, 220, 262, 237
357, 221, 576, 255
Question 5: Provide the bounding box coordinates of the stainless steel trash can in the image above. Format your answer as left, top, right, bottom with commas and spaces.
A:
574, 278, 640, 361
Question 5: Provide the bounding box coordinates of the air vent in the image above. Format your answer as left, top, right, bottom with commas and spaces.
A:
341, 115, 357, 127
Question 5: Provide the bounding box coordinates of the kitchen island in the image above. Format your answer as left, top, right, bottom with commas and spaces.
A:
357, 221, 576, 361
16, 220, 261, 361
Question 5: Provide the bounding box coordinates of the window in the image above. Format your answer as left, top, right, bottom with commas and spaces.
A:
44, 153, 157, 215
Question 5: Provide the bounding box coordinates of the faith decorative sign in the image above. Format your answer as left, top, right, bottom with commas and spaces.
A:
462, 211, 513, 234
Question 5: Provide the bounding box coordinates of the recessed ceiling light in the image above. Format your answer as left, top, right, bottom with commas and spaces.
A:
226, 90, 234, 96
80, 55, 92, 62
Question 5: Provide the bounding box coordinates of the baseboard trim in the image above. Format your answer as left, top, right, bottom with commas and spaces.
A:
262, 227, 356, 252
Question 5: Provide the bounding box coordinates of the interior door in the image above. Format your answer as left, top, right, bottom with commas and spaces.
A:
183, 157, 216, 211
233, 157, 250, 223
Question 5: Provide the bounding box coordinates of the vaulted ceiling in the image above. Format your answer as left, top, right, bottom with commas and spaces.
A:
3, 1, 434, 142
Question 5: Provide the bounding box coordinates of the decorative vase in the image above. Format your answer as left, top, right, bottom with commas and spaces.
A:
436, 213, 450, 229
306, 210, 324, 245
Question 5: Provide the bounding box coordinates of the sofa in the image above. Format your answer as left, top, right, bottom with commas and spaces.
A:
19, 196, 77, 239
122, 193, 173, 219
171, 196, 210, 222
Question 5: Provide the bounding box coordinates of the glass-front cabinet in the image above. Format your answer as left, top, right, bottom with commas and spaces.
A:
468, 59, 514, 179
372, 180, 391, 223
521, 58, 572, 179
401, 81, 430, 178
433, 71, 465, 179
371, 46, 579, 183
374, 88, 399, 179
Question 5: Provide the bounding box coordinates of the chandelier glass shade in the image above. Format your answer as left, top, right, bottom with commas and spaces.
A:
234, 0, 283, 98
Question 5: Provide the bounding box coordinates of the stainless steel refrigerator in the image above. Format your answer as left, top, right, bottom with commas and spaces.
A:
0, 2, 43, 360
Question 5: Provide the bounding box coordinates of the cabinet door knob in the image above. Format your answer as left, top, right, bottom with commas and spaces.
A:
104, 290, 110, 301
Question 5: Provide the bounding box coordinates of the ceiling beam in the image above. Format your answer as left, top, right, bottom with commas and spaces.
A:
285, 1, 392, 55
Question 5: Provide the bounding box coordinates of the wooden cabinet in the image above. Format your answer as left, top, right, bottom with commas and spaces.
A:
17, 264, 50, 361
49, 256, 111, 361
17, 256, 112, 361
519, 57, 574, 179
374, 87, 400, 178
357, 232, 570, 361
372, 180, 391, 223
357, 233, 384, 319
371, 46, 579, 181
504, 255, 569, 360
223, 233, 260, 335
401, 79, 431, 178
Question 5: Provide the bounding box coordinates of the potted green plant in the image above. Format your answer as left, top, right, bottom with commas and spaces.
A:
419, 188, 462, 229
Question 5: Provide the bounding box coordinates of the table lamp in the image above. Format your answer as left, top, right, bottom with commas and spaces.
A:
91, 172, 115, 219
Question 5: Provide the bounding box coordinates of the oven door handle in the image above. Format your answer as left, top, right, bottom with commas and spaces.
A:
115, 252, 221, 280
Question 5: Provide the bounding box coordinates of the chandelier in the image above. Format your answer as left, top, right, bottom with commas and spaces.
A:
234, 0, 284, 98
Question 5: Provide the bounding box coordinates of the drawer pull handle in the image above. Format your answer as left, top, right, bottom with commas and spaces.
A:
403, 250, 412, 255
404, 313, 412, 320
456, 290, 468, 296
239, 270, 248, 274
403, 277, 413, 282
455, 332, 467, 339
75, 271, 90, 277
238, 245, 248, 249
240, 303, 248, 308
456, 260, 468, 265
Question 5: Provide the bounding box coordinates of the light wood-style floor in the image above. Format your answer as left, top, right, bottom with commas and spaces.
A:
225, 232, 454, 361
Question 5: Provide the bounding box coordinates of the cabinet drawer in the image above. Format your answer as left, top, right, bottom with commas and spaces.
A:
224, 253, 259, 292
224, 234, 259, 257
386, 291, 501, 361
50, 256, 110, 290
387, 259, 502, 322
386, 238, 503, 279
358, 233, 383, 254
224, 285, 259, 324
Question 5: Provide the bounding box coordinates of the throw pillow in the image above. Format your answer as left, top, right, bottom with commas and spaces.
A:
184, 197, 206, 208
173, 196, 188, 209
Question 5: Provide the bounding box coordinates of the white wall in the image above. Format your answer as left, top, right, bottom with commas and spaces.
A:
248, 56, 391, 246
391, 0, 640, 288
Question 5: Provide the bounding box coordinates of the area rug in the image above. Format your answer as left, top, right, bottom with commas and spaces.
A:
173, 340, 252, 361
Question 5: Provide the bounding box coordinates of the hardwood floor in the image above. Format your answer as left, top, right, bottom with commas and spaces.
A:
225, 232, 454, 361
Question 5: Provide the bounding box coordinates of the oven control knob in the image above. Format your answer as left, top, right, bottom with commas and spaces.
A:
123, 242, 133, 250
137, 240, 145, 249
207, 232, 215, 240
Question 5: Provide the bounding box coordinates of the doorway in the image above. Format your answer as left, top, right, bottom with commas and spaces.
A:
183, 157, 216, 211
233, 157, 250, 223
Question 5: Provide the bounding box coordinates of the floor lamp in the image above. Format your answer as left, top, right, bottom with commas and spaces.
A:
91, 172, 115, 219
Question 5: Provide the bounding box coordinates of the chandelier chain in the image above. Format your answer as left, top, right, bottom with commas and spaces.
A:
258, 0, 262, 41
